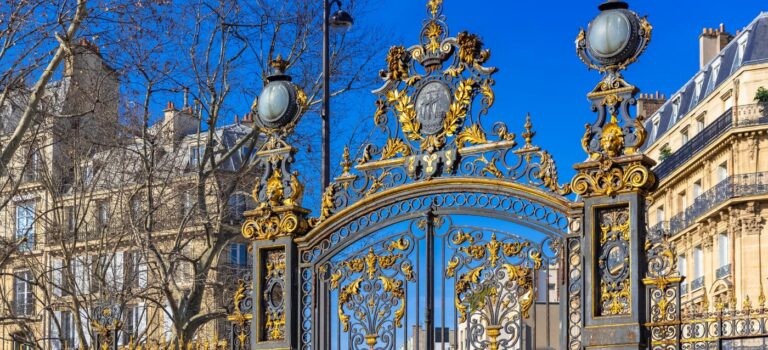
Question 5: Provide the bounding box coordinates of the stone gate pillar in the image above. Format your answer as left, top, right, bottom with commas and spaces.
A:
571, 2, 657, 350
231, 57, 310, 350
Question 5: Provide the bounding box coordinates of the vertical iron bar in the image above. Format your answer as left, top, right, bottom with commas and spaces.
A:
425, 209, 435, 350
321, 0, 331, 190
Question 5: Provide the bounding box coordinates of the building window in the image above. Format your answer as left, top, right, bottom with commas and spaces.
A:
14, 271, 34, 316
656, 206, 665, 223
65, 206, 75, 233
81, 164, 94, 187
229, 243, 250, 268
181, 189, 195, 216
15, 201, 35, 252
130, 197, 143, 223
671, 96, 681, 122
731, 33, 750, 74
678, 254, 687, 277
718, 162, 728, 183
122, 304, 146, 345
96, 201, 109, 229
690, 75, 705, 109
678, 191, 688, 214
696, 115, 705, 133
693, 245, 703, 280
693, 180, 702, 199
188, 145, 205, 168
227, 193, 247, 223
651, 115, 661, 140
680, 127, 689, 145
718, 233, 729, 268
706, 59, 721, 94
125, 252, 147, 290
23, 149, 41, 182
51, 310, 75, 350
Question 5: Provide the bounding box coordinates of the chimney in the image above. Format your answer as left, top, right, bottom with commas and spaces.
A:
699, 23, 733, 69
636, 92, 667, 119
162, 101, 198, 141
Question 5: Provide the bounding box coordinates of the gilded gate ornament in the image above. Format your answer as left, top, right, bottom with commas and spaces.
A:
328, 236, 415, 350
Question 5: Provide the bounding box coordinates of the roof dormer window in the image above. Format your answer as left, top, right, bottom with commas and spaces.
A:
671, 95, 682, 123
706, 57, 722, 94
690, 74, 705, 110
731, 33, 750, 74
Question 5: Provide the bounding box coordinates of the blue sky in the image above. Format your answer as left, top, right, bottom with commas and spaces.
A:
331, 0, 766, 181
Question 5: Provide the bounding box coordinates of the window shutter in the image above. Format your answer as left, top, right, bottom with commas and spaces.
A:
51, 311, 61, 350
52, 259, 62, 297
77, 307, 90, 348
114, 252, 125, 290
138, 255, 148, 289
137, 303, 147, 341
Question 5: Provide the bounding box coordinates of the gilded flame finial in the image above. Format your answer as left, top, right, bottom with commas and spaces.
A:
522, 113, 536, 148
341, 146, 352, 175
427, 0, 443, 17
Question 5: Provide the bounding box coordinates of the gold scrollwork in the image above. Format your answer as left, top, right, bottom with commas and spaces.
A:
601, 279, 632, 316
571, 161, 655, 197
242, 209, 305, 241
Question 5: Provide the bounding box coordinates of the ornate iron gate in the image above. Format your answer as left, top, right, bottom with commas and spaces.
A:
231, 1, 679, 350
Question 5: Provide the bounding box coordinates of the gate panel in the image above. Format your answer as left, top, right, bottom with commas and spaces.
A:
308, 210, 564, 350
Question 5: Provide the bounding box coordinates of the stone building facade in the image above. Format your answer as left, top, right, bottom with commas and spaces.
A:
644, 13, 768, 311
0, 41, 255, 349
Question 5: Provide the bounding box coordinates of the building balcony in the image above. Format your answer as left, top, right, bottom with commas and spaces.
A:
654, 104, 768, 180
691, 276, 705, 291
716, 264, 732, 279
654, 171, 768, 237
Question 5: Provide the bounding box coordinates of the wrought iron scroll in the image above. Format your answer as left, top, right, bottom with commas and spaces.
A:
229, 272, 253, 350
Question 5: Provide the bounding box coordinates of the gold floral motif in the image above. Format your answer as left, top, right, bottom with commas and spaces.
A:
456, 123, 487, 148
387, 89, 421, 142
374, 99, 388, 126
427, 0, 442, 17
381, 137, 412, 160
521, 113, 536, 148
385, 45, 410, 82
309, 183, 336, 228
493, 122, 516, 142
425, 21, 443, 53
600, 279, 631, 316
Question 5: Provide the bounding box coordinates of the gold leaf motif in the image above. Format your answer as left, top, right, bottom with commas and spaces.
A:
425, 21, 443, 53
456, 124, 487, 148
385, 45, 410, 82
380, 138, 412, 160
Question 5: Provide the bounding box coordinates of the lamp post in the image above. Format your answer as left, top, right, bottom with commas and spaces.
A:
322, 0, 354, 190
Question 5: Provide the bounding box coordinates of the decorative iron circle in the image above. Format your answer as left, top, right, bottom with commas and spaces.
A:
415, 81, 451, 135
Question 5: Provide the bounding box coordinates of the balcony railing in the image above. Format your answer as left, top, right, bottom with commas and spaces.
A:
691, 276, 705, 291
654, 104, 768, 180
716, 264, 732, 279
654, 171, 768, 237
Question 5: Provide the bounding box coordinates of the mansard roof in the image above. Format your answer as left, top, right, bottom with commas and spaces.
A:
644, 12, 768, 146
